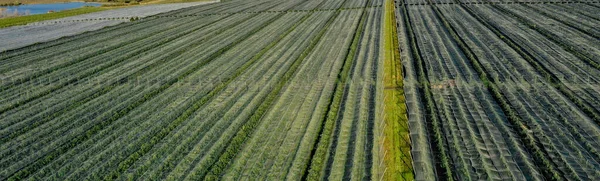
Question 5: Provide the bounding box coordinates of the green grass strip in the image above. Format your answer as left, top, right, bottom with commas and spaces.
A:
382, 0, 413, 180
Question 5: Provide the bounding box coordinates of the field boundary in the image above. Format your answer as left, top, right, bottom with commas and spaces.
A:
26, 17, 137, 26
19, 6, 384, 26
154, 5, 383, 18
404, 1, 599, 5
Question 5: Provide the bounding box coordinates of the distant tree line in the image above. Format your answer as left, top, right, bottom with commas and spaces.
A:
0, 2, 23, 6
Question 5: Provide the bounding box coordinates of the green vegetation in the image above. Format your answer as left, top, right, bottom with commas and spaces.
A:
0, 6, 108, 28
5, 0, 598, 180
396, 0, 600, 180
305, 8, 361, 181
0, 0, 390, 180
382, 0, 412, 180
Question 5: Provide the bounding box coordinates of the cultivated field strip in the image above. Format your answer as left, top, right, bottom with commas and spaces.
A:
0, 15, 228, 133
558, 3, 600, 20
394, 0, 436, 180
155, 0, 383, 18
118, 11, 314, 180
28, 12, 307, 181
0, 0, 392, 180
493, 4, 600, 63
165, 0, 291, 16
222, 10, 361, 180
397, 0, 600, 179
4, 12, 278, 180
212, 11, 335, 180
523, 4, 600, 39
460, 4, 598, 180
440, 3, 600, 179
174, 11, 338, 180
162, 0, 266, 15
402, 1, 600, 5
0, 13, 284, 180
291, 0, 328, 10
463, 4, 600, 123
0, 17, 194, 90
321, 7, 381, 181
0, 18, 215, 148
408, 4, 542, 180
6, 0, 599, 179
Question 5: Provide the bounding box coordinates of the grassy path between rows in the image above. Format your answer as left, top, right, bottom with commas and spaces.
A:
382, 0, 413, 180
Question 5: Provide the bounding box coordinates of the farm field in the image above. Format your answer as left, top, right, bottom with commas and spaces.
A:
0, 0, 394, 180
1, 0, 599, 179
396, 0, 600, 180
